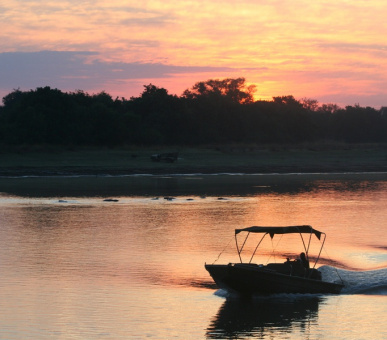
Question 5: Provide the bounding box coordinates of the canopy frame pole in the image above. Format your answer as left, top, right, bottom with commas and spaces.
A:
298, 232, 307, 254
313, 232, 326, 269
306, 232, 313, 257
249, 232, 268, 264
235, 231, 250, 263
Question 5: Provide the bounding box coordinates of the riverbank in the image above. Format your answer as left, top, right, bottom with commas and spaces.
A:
1, 144, 387, 176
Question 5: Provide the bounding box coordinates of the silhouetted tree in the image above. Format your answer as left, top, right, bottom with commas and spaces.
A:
129, 84, 183, 144
182, 77, 256, 104
332, 105, 386, 142
0, 80, 386, 148
301, 98, 319, 112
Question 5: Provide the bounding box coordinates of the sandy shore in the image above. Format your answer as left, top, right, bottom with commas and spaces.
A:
1, 146, 387, 176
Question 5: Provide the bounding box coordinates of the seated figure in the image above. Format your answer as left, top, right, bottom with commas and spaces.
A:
300, 252, 310, 269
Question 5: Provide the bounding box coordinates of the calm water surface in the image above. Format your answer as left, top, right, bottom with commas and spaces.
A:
0, 173, 386, 339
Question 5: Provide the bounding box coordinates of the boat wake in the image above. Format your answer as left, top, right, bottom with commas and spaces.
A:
319, 265, 387, 295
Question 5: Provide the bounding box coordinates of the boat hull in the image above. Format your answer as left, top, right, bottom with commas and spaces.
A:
205, 263, 344, 295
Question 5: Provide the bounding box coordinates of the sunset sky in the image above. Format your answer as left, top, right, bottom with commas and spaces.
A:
1, 0, 387, 107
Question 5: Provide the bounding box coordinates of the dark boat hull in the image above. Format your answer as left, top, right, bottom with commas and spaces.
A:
205, 263, 344, 295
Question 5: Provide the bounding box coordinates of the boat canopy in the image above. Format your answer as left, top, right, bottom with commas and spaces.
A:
235, 225, 322, 240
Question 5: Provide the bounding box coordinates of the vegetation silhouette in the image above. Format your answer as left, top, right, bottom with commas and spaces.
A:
1, 78, 386, 147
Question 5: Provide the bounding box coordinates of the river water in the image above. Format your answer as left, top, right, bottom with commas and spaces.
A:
0, 173, 386, 339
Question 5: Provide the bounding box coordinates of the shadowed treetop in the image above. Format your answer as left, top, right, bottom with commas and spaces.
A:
182, 77, 256, 104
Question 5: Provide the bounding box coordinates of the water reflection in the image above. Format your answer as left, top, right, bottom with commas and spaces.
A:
1, 174, 387, 339
207, 295, 322, 339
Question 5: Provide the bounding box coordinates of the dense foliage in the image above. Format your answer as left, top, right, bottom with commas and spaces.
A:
1, 78, 386, 147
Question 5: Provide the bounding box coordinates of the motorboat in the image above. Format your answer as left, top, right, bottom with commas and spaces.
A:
205, 225, 344, 295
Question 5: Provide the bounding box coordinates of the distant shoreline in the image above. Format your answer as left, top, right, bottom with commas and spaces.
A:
1, 165, 387, 178
1, 145, 387, 177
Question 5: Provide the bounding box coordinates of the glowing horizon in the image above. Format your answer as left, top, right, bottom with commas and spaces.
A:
1, 1, 387, 107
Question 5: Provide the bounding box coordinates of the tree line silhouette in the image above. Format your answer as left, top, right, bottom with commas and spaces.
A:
0, 78, 386, 147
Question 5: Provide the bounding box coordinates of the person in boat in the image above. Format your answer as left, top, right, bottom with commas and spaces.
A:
300, 252, 310, 269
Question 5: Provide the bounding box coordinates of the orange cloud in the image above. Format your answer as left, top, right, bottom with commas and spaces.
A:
1, 0, 387, 106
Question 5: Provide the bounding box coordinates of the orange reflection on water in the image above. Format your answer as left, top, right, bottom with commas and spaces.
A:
0, 177, 386, 339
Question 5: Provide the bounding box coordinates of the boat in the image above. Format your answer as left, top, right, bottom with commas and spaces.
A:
205, 225, 344, 295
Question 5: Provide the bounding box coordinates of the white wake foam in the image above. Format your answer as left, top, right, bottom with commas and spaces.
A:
319, 265, 387, 295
